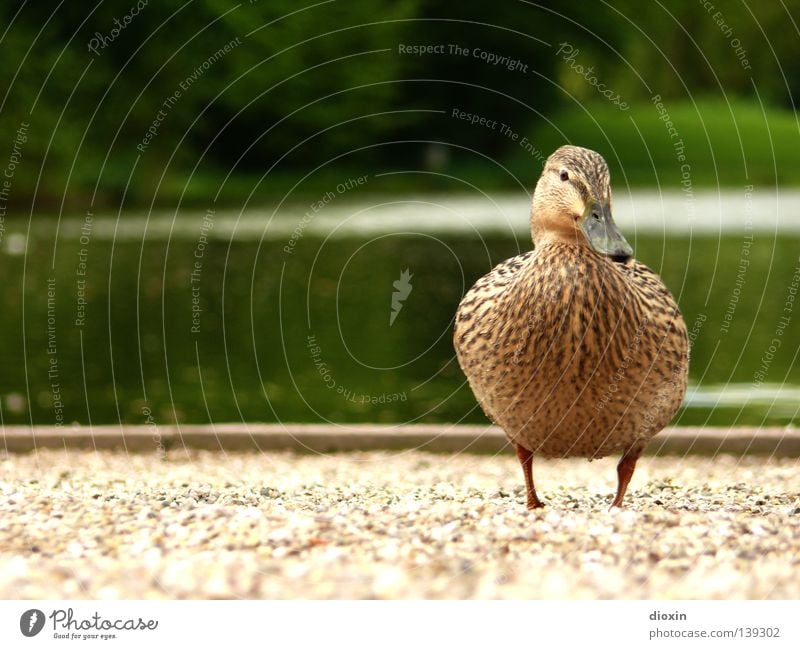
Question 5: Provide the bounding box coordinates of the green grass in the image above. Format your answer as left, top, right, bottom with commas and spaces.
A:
66, 99, 800, 209
514, 98, 800, 187
174, 99, 800, 204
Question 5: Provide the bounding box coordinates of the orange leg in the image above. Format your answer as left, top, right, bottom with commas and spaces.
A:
515, 443, 544, 510
611, 447, 642, 509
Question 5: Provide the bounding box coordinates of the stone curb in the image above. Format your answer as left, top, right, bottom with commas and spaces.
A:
1, 425, 798, 456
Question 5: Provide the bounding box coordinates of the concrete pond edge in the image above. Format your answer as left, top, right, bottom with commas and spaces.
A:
1, 424, 798, 457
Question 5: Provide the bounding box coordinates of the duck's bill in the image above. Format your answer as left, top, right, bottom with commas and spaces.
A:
581, 201, 634, 262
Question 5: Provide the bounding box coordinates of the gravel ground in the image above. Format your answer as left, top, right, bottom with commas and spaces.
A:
1, 449, 799, 599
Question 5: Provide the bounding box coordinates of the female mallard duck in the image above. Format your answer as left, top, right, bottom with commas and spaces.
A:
454, 145, 688, 509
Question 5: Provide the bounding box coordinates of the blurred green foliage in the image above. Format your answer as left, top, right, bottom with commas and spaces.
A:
1, 0, 799, 208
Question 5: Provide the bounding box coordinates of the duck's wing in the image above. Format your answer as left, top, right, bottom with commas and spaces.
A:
454, 250, 535, 333
626, 258, 689, 394
627, 260, 686, 327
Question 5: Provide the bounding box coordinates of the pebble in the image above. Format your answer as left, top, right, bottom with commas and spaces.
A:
0, 450, 798, 598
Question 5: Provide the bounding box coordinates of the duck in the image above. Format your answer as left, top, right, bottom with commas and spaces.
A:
454, 145, 689, 509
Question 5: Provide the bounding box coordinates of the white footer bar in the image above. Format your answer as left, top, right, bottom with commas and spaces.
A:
0, 600, 796, 648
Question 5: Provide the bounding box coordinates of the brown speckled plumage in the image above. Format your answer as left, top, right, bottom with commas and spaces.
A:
454, 146, 689, 508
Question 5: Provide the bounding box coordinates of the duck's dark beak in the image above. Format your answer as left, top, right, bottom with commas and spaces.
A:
580, 201, 633, 263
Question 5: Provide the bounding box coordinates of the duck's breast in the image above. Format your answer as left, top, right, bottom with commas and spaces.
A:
454, 245, 688, 457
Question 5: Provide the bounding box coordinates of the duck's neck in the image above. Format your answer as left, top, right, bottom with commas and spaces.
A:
532, 230, 591, 258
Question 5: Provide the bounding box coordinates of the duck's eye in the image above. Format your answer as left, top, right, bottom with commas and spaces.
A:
559, 168, 569, 182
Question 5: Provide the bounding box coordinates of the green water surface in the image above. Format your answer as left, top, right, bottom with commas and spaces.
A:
2, 222, 798, 428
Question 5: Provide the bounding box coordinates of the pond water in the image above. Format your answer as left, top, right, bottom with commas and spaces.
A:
2, 192, 798, 429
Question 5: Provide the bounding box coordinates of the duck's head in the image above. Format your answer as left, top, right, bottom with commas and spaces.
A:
531, 145, 633, 263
